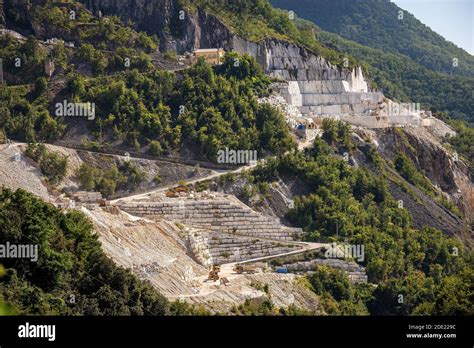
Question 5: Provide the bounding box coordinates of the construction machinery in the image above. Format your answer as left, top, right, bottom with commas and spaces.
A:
206, 265, 220, 282
165, 185, 189, 198
275, 267, 289, 274
233, 264, 257, 274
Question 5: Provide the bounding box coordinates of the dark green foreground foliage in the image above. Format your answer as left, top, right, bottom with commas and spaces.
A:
0, 188, 171, 315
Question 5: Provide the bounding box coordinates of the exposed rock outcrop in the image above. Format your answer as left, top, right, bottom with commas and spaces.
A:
84, 205, 324, 314
78, 0, 426, 128
376, 127, 473, 224
282, 259, 368, 284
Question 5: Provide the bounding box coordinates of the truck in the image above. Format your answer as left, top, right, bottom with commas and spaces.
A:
295, 124, 307, 140
275, 267, 288, 274
233, 264, 257, 274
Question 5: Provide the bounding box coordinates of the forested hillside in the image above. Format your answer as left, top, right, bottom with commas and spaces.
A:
315, 29, 474, 123
248, 123, 473, 315
0, 0, 295, 161
271, 0, 474, 77
0, 0, 472, 317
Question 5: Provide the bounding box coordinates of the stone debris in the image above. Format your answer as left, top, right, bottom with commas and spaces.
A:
132, 262, 163, 277
80, 206, 323, 314
81, 207, 209, 298
283, 259, 368, 283
188, 230, 302, 266
72, 191, 103, 203
0, 144, 51, 200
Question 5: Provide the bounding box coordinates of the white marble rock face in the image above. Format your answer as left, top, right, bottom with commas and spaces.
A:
256, 42, 386, 119
230, 37, 423, 127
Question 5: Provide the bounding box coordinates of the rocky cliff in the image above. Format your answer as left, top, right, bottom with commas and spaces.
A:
376, 127, 473, 225
4, 0, 383, 122
80, 0, 233, 53
80, 0, 467, 233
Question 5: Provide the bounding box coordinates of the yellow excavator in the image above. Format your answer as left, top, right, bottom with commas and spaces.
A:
206, 265, 220, 282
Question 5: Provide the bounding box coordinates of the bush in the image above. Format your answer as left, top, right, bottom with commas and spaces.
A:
76, 164, 98, 191
39, 151, 68, 184
153, 174, 162, 185
394, 153, 433, 193
163, 50, 178, 62
25, 143, 68, 184
149, 140, 164, 156
76, 161, 144, 197
34, 77, 48, 97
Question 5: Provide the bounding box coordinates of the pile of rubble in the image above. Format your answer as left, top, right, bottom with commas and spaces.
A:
282, 259, 368, 283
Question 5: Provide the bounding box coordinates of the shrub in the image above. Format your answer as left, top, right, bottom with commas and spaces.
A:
25, 143, 68, 184
149, 140, 164, 156
153, 174, 162, 185
163, 50, 178, 62
34, 77, 48, 97
76, 161, 144, 197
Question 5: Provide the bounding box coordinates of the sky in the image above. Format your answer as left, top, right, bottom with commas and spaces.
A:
394, 0, 473, 54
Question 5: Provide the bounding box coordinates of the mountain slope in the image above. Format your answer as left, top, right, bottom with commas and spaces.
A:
0, 0, 472, 317
271, 0, 474, 77
315, 29, 474, 123
271, 0, 474, 123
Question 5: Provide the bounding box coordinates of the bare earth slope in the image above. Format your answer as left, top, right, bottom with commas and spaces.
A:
83, 205, 323, 314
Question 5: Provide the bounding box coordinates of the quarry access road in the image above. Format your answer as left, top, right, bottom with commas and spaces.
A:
168, 241, 329, 299
219, 241, 329, 275
8, 140, 235, 170
110, 159, 262, 204
7, 140, 249, 197
109, 134, 312, 204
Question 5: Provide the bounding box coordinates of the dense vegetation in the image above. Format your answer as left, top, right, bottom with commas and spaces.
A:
0, 188, 171, 315
316, 30, 474, 123
440, 115, 474, 180
306, 266, 370, 315
1, 1, 295, 162
246, 124, 473, 315
25, 143, 68, 185
76, 161, 145, 197
1, 0, 472, 316
393, 153, 435, 195
271, 0, 474, 77
69, 53, 294, 160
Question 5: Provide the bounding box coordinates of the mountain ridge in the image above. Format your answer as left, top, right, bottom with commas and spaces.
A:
271, 0, 474, 77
